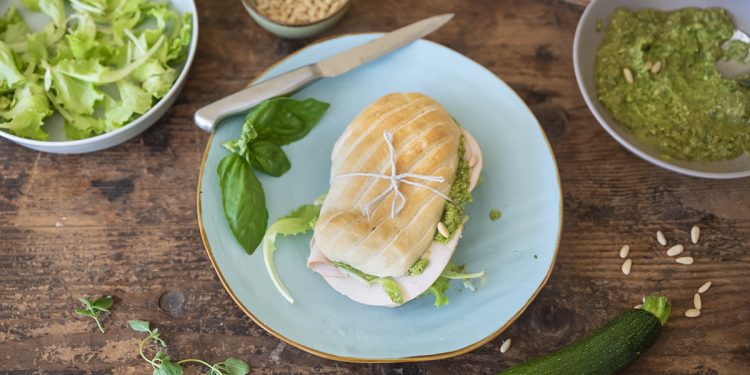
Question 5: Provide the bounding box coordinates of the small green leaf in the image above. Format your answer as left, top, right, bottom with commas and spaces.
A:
151, 330, 167, 348
78, 297, 93, 308
219, 358, 250, 375
153, 354, 183, 375
129, 319, 151, 333
74, 308, 95, 318
92, 295, 113, 310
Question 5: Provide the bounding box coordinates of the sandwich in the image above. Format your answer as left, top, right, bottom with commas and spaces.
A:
263, 92, 484, 307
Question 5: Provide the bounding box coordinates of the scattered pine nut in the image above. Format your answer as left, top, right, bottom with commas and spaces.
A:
698, 281, 712, 294
691, 225, 700, 244
621, 258, 632, 275
666, 244, 684, 257
656, 231, 666, 246
500, 338, 512, 353
693, 293, 702, 310
685, 308, 701, 318
675, 256, 694, 265
634, 304, 642, 309
651, 61, 662, 74
644, 61, 653, 70
468, 155, 478, 168
623, 68, 634, 83
437, 222, 449, 238
642, 296, 646, 303
619, 245, 630, 259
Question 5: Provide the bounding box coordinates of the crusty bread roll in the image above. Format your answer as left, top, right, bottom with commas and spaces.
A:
314, 93, 462, 277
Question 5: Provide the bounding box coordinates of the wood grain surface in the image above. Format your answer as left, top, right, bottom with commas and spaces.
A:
1, 0, 748, 373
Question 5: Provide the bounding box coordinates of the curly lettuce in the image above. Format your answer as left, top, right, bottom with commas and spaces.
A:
0, 0, 193, 140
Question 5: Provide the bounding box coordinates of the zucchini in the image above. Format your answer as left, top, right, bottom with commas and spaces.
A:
500, 295, 670, 375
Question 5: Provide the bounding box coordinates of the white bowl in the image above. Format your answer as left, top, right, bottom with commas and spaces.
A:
574, 0, 750, 179
0, 0, 199, 154
240, 0, 350, 39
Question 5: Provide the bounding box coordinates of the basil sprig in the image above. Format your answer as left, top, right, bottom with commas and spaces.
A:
217, 97, 330, 254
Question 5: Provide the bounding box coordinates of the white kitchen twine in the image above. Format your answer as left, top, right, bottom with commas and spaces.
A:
332, 131, 451, 219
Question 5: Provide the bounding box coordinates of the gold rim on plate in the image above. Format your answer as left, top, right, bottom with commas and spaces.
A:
195, 33, 564, 363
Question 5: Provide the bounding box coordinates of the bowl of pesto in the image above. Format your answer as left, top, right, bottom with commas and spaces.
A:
574, 0, 750, 178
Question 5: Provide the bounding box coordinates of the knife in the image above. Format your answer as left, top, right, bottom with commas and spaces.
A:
193, 13, 454, 132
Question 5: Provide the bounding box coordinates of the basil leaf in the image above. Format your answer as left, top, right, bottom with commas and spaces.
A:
217, 153, 268, 254
247, 141, 290, 177
246, 97, 329, 145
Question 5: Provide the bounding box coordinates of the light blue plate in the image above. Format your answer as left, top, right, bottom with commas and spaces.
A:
198, 34, 562, 362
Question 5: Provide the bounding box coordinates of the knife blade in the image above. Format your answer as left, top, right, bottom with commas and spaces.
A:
194, 14, 454, 132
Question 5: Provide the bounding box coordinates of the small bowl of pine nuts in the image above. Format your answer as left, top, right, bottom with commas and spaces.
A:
242, 0, 351, 39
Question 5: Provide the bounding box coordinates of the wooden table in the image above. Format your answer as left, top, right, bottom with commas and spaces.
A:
1, 0, 748, 373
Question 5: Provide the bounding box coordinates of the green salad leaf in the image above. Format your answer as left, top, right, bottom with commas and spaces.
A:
217, 153, 268, 255
262, 201, 323, 303
424, 276, 450, 308
423, 263, 485, 307
0, 41, 23, 91
0, 0, 192, 140
0, 81, 52, 140
44, 61, 103, 115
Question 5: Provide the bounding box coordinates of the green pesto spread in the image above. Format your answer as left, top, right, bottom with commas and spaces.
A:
435, 138, 473, 242
595, 7, 750, 161
408, 258, 429, 275
334, 262, 376, 281
489, 209, 502, 221
726, 40, 750, 62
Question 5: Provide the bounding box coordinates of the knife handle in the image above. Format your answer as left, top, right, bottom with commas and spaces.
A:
194, 64, 322, 132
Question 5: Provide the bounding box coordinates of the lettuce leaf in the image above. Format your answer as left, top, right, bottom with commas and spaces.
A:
43, 61, 103, 115
423, 263, 485, 307
0, 81, 52, 140
64, 113, 105, 140
1, 0, 193, 141
0, 7, 29, 45
19, 32, 49, 68
0, 41, 23, 92
262, 201, 323, 304
424, 276, 450, 308
166, 13, 192, 63
66, 12, 99, 59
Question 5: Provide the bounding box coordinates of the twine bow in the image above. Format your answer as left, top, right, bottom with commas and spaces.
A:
332, 131, 451, 219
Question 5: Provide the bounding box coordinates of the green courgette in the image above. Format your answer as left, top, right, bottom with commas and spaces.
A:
500, 295, 670, 375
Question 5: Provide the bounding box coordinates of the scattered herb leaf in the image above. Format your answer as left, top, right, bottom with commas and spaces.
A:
130, 320, 250, 375
75, 295, 113, 333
